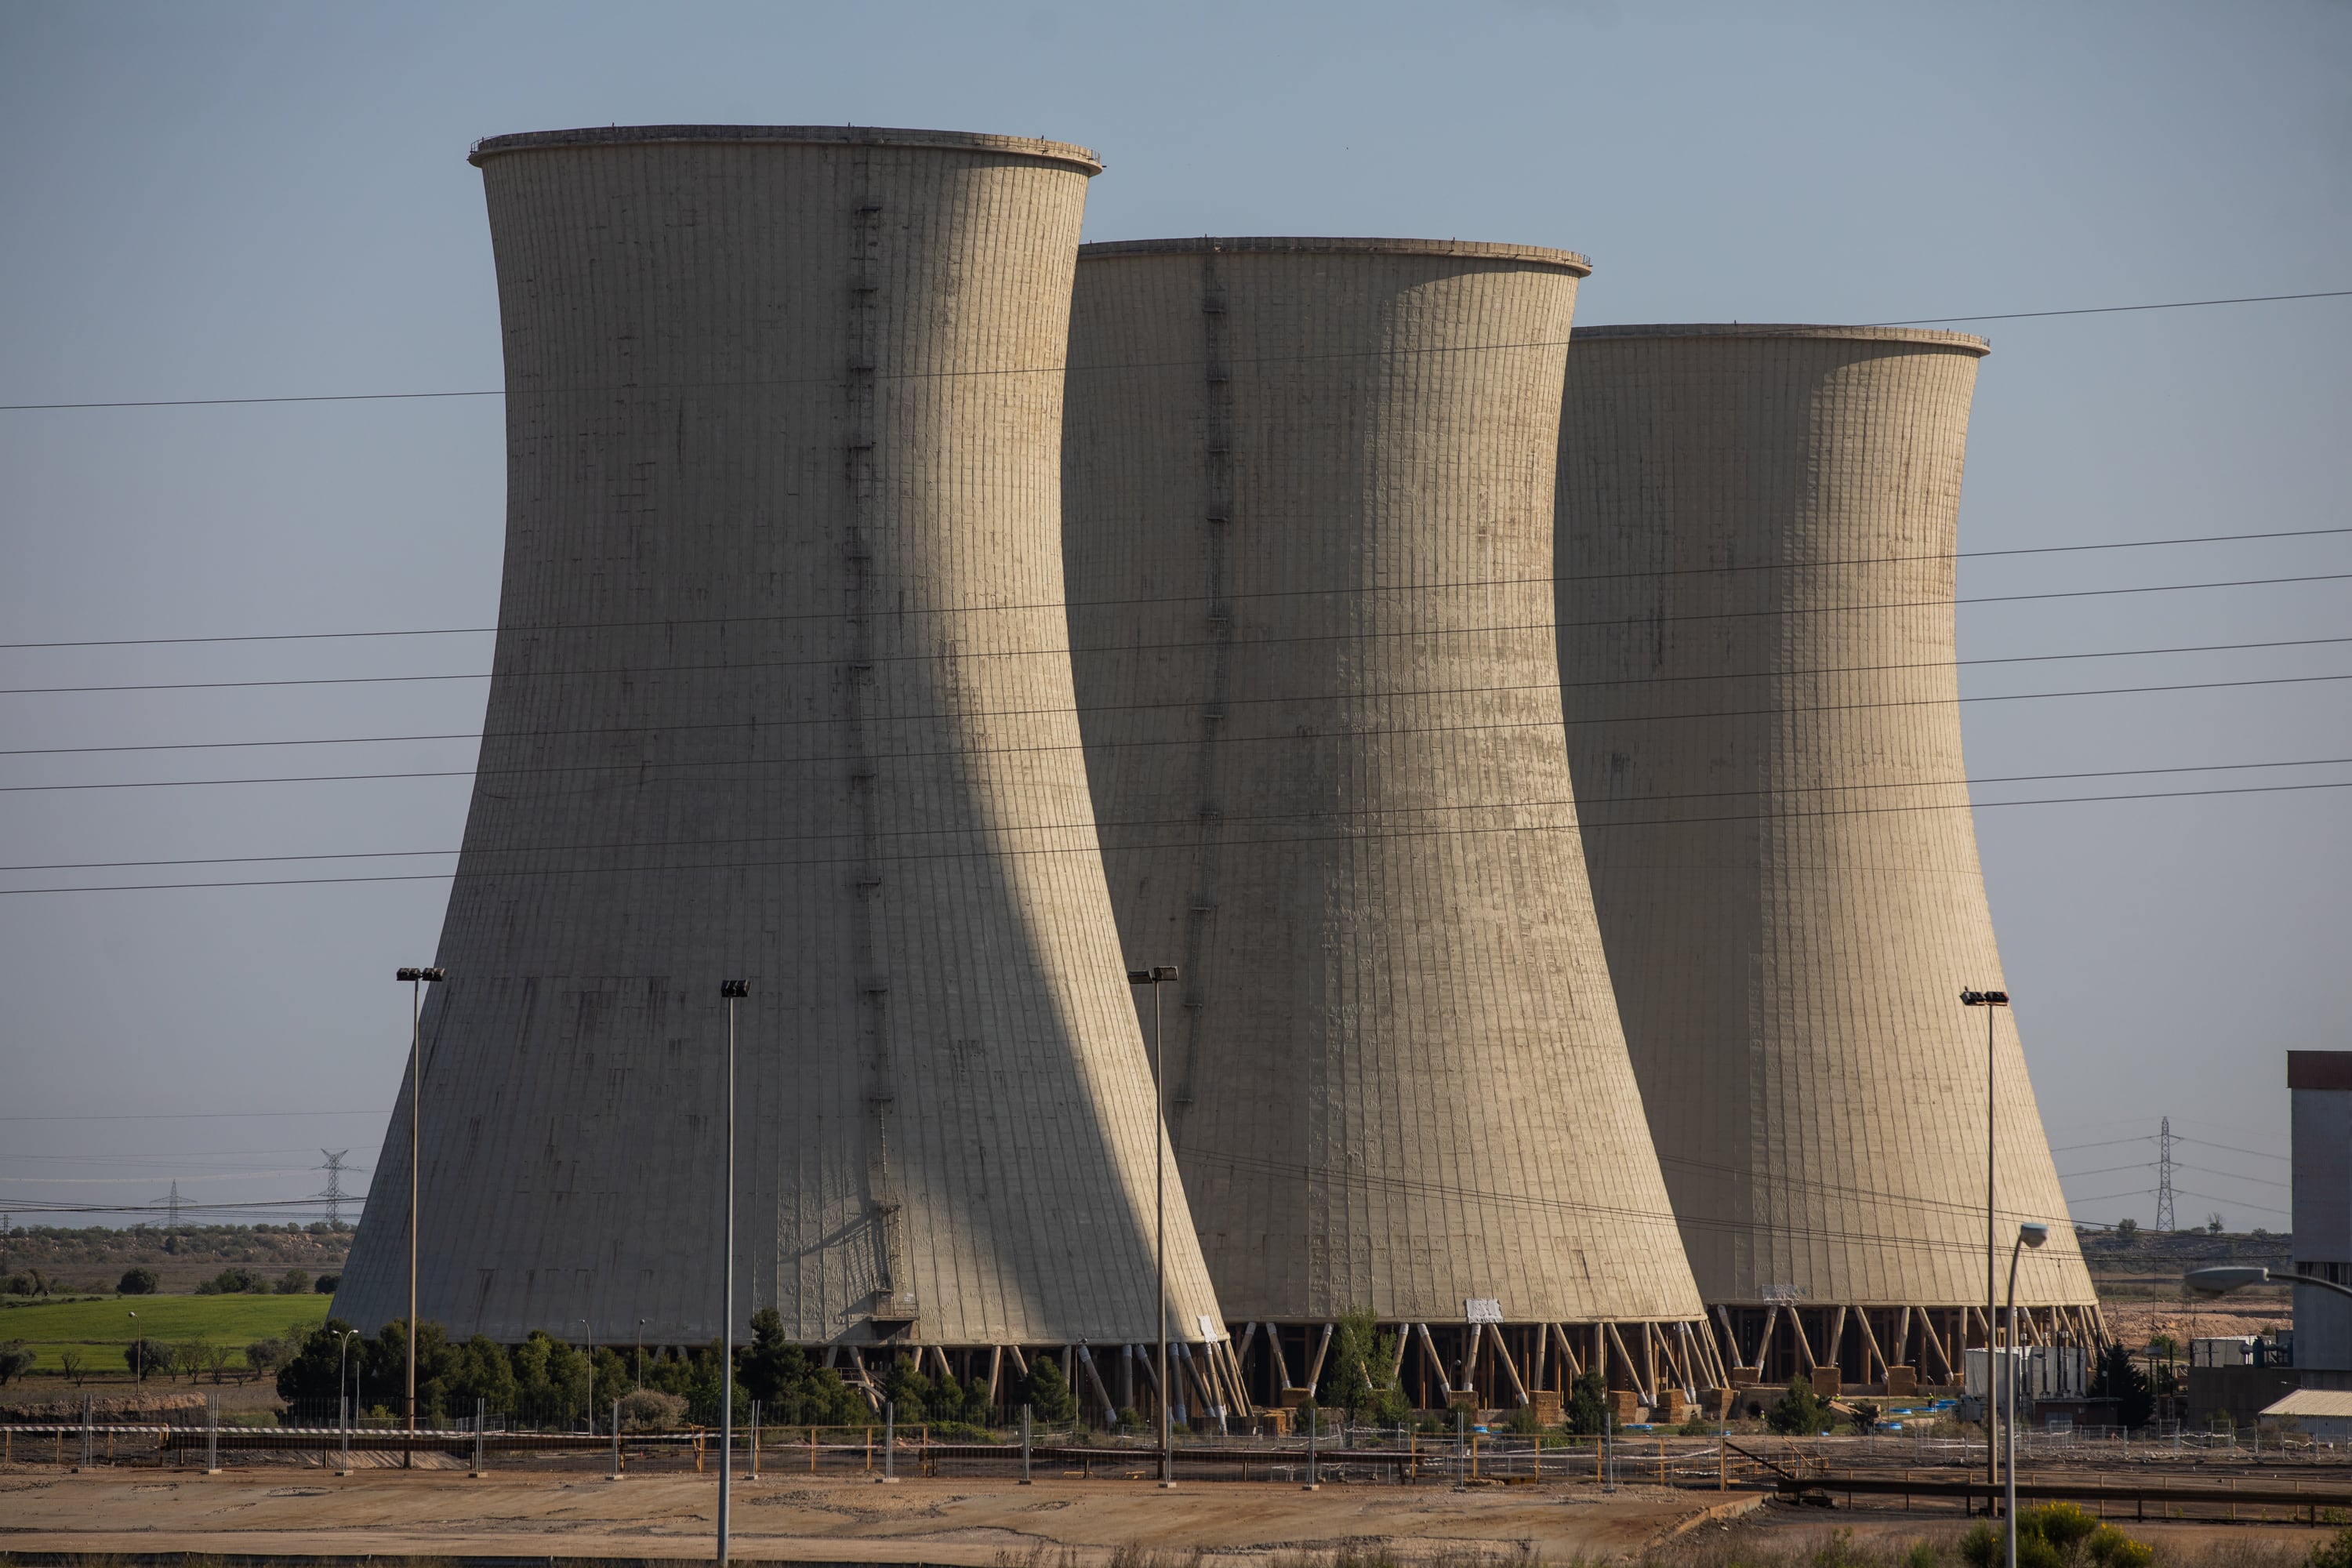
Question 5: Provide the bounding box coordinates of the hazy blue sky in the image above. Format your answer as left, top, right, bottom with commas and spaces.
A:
1, 1, 2345, 1240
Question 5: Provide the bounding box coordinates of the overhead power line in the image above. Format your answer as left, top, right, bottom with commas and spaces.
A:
14, 753, 2341, 877
3, 775, 2345, 897
6, 670, 2347, 797
6, 632, 2346, 761
5, 570, 2348, 699
3, 523, 2344, 654
2, 287, 2343, 413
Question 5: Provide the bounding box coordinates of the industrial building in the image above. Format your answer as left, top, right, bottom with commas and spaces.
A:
1063, 238, 1716, 1415
1553, 324, 2101, 1389
336, 126, 1239, 1419
2292, 1050, 2352, 1381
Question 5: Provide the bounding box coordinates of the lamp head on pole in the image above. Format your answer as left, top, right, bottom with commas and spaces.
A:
720, 979, 749, 1000
1960, 989, 2009, 1007
2019, 1222, 2049, 1250
396, 967, 447, 983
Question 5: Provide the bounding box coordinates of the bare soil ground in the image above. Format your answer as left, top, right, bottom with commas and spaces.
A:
0, 1468, 2341, 1566
0, 1468, 1751, 1563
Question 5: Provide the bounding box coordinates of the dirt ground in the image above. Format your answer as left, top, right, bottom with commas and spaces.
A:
0, 1468, 1759, 1563
3, 1468, 2344, 1565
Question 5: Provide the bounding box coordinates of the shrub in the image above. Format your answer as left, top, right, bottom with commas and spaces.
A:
0, 1341, 34, 1385
1959, 1504, 2154, 1568
118, 1266, 160, 1295
616, 1388, 688, 1430
2309, 1526, 2352, 1568
275, 1269, 311, 1295
247, 1334, 304, 1379
314, 1273, 341, 1294
1849, 1399, 1882, 1434
1565, 1369, 1609, 1435
124, 1336, 171, 1380
1766, 1375, 1837, 1435
1023, 1356, 1076, 1424
197, 1266, 263, 1295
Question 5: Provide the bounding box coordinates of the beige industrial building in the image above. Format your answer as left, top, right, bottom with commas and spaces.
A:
1553, 324, 2101, 1388
1064, 238, 1717, 1414
336, 126, 1239, 1420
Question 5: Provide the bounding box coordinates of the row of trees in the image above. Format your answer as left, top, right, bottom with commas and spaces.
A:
270, 1308, 1082, 1430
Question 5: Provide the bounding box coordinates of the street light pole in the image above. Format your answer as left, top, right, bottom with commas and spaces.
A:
1962, 988, 2009, 1502
717, 979, 747, 1566
578, 1318, 595, 1434
1128, 964, 1179, 1489
395, 964, 446, 1469
2005, 1221, 2048, 1568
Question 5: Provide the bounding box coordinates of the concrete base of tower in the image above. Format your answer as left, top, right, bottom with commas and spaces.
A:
1226, 1318, 1728, 1419
1704, 1300, 2110, 1395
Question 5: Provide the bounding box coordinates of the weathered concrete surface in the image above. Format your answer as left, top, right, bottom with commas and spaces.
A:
0, 1469, 1728, 1563
1554, 325, 2098, 1342
1062, 238, 1705, 1370
336, 127, 1227, 1356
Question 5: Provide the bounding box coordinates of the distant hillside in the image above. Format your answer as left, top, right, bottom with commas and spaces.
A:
2078, 1225, 2292, 1301
0, 1224, 352, 1295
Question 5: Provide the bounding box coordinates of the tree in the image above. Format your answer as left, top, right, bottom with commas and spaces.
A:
1766, 1376, 1837, 1436
174, 1339, 216, 1383
314, 1273, 340, 1294
275, 1269, 312, 1295
1322, 1308, 1410, 1425
2092, 1341, 2154, 1430
245, 1335, 298, 1381
60, 1349, 86, 1385
1023, 1355, 1076, 1423
118, 1266, 160, 1295
1565, 1370, 1610, 1435
2206, 1213, 2225, 1235
0, 1341, 38, 1385
124, 1337, 169, 1381
2114, 1217, 2139, 1238
735, 1311, 871, 1426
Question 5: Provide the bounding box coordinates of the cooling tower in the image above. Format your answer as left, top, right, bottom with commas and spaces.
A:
1063, 238, 1716, 1414
336, 126, 1237, 1414
1554, 324, 2102, 1388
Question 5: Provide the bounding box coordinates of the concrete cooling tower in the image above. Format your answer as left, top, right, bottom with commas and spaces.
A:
1554, 324, 2101, 1390
336, 126, 1238, 1417
1063, 239, 1716, 1416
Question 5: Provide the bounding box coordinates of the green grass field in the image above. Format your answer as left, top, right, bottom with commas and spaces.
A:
0, 1293, 332, 1373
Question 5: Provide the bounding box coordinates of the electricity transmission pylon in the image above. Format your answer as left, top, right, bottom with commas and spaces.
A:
2155, 1116, 2176, 1232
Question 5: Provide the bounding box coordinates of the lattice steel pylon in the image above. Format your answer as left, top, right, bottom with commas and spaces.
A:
318, 1150, 353, 1229
163, 1181, 182, 1231
2156, 1117, 2177, 1232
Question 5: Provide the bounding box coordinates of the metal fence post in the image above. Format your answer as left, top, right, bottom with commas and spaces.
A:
481, 1398, 492, 1479
206, 1393, 220, 1474
1021, 1405, 1033, 1485
1304, 1403, 1319, 1490
339, 1392, 351, 1475
883, 1399, 896, 1482
751, 1399, 760, 1479
79, 1394, 93, 1471
607, 1399, 619, 1481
